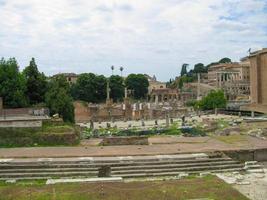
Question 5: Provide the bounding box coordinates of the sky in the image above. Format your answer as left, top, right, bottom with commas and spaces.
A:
0, 0, 267, 81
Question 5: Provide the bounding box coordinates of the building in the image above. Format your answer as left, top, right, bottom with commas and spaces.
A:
207, 61, 250, 100
145, 74, 166, 94
53, 73, 78, 84
150, 88, 179, 103
243, 48, 267, 113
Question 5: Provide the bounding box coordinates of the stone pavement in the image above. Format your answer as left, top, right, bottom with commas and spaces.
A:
0, 135, 266, 158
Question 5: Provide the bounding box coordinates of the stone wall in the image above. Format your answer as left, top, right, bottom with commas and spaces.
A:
0, 119, 42, 128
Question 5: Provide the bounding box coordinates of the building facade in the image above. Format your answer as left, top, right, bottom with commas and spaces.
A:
207, 61, 250, 100
244, 48, 267, 113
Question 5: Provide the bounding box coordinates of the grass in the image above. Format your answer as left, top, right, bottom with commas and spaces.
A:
213, 135, 248, 144
0, 176, 249, 200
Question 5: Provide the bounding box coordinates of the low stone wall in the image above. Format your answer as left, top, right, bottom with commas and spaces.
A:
224, 148, 267, 162
0, 118, 42, 128
101, 136, 149, 146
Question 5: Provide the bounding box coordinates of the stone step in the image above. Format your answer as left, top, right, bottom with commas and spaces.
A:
111, 164, 244, 175
0, 171, 98, 178
0, 167, 98, 173
112, 168, 245, 178
0, 158, 233, 169
0, 160, 240, 173
111, 160, 241, 171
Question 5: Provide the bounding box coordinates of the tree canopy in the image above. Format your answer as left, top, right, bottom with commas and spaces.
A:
71, 73, 106, 103
198, 90, 227, 110
45, 75, 74, 123
219, 57, 232, 63
109, 75, 124, 102
23, 58, 47, 105
125, 74, 149, 99
180, 63, 188, 76
0, 58, 28, 108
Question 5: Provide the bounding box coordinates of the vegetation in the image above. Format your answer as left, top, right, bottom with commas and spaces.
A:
198, 90, 227, 110
45, 75, 74, 123
0, 58, 28, 108
125, 74, 149, 99
109, 75, 124, 101
23, 58, 47, 105
0, 175, 248, 200
71, 73, 107, 103
180, 63, 188, 76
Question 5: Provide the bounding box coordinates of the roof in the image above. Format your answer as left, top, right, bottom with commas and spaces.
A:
249, 48, 267, 57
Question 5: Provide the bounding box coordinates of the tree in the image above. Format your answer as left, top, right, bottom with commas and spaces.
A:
198, 90, 227, 110
0, 58, 28, 108
23, 58, 47, 105
71, 73, 106, 103
193, 63, 207, 73
219, 57, 231, 63
45, 75, 74, 123
180, 63, 188, 76
109, 75, 124, 101
125, 74, 149, 99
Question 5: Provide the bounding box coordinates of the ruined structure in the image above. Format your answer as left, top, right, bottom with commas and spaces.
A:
150, 88, 179, 104
53, 73, 78, 84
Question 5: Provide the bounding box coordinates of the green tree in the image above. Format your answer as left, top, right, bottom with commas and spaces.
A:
109, 75, 124, 101
71, 73, 106, 103
193, 63, 207, 73
23, 58, 47, 105
0, 58, 28, 108
219, 57, 231, 63
198, 90, 227, 110
180, 63, 188, 76
45, 75, 74, 123
125, 74, 149, 99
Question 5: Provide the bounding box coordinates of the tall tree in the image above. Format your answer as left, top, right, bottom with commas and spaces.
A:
125, 74, 149, 99
0, 58, 28, 108
109, 75, 124, 101
45, 75, 74, 123
23, 58, 47, 105
180, 63, 188, 76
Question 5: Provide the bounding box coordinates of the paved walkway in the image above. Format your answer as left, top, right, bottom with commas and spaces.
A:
0, 136, 266, 158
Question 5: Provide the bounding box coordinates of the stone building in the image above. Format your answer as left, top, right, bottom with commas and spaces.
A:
145, 74, 166, 94
243, 48, 267, 113
150, 88, 179, 104
53, 73, 78, 84
207, 61, 250, 100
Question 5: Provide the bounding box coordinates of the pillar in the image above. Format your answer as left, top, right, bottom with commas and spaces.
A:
0, 97, 2, 111
155, 95, 159, 104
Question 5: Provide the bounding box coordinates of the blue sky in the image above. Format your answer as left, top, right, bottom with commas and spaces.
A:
0, 0, 267, 81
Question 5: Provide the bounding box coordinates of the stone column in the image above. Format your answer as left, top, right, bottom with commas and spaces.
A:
155, 95, 159, 104
0, 97, 3, 111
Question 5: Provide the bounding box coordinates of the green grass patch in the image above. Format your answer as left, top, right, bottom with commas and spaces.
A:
0, 176, 248, 200
213, 135, 248, 144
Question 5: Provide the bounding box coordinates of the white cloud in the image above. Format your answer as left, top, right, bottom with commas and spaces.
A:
0, 0, 266, 80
